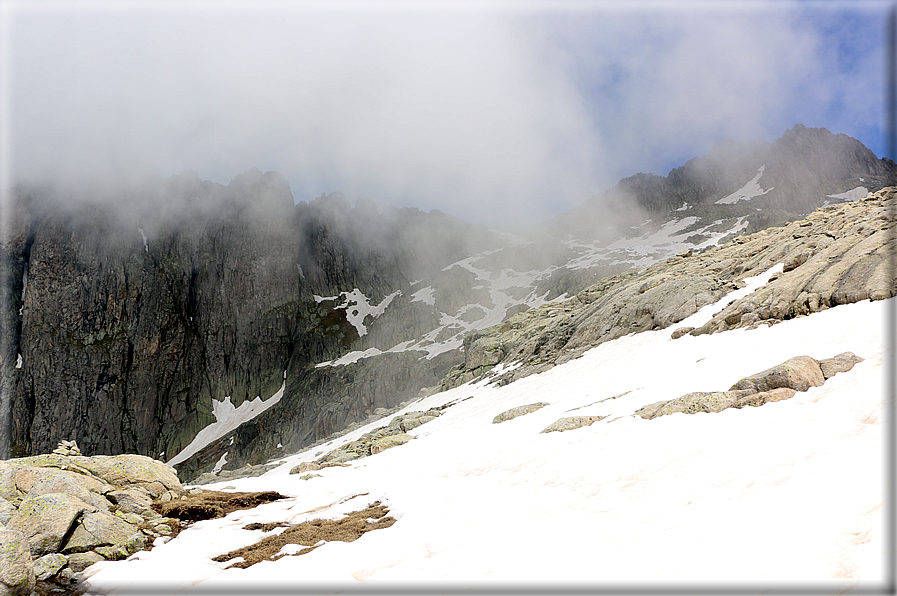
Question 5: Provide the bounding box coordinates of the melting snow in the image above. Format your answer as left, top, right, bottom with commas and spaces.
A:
85, 274, 888, 591
410, 286, 435, 306
827, 187, 869, 202
137, 227, 148, 252
167, 376, 287, 466
211, 452, 228, 475
715, 165, 774, 204
315, 289, 401, 337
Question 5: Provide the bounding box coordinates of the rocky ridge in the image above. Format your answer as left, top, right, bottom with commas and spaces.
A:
439, 187, 895, 390
3, 126, 893, 483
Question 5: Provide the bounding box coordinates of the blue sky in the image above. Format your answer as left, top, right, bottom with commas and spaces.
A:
1, 0, 892, 224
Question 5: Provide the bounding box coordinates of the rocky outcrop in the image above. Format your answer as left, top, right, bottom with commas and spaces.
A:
2, 172, 486, 473
689, 188, 896, 336
311, 409, 443, 465
635, 353, 863, 420
540, 416, 607, 433
0, 444, 186, 592
440, 188, 893, 391
492, 403, 550, 424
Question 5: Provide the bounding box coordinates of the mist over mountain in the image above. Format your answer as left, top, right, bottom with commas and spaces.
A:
0, 125, 893, 484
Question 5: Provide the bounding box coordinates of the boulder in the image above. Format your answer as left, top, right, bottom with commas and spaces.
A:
540, 415, 606, 433
492, 402, 550, 424
370, 434, 413, 454
65, 551, 105, 573
0, 498, 14, 526
635, 391, 753, 420
0, 527, 34, 596
817, 352, 864, 379
16, 467, 112, 511
464, 336, 504, 370
734, 388, 798, 408
32, 553, 67, 581
63, 511, 141, 554
8, 493, 96, 557
729, 356, 825, 393
289, 462, 322, 475
105, 489, 153, 515
66, 455, 183, 497
670, 327, 695, 340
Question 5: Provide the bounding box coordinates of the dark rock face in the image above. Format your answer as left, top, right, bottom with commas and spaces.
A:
1, 171, 486, 471
552, 125, 897, 238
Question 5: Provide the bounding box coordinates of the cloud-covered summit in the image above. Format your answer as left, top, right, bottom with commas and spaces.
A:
2, 2, 889, 225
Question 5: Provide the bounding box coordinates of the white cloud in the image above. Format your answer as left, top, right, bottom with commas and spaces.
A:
2, 1, 888, 224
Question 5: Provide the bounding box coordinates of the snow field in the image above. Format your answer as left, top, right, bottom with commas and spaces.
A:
84, 274, 889, 592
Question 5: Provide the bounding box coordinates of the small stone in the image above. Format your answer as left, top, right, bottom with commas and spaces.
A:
670, 327, 695, 340
493, 402, 550, 424
0, 526, 35, 595
370, 434, 413, 454
540, 415, 606, 433
65, 551, 104, 573
32, 552, 67, 581
289, 462, 322, 475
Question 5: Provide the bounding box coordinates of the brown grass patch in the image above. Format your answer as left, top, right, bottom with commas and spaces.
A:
154, 490, 287, 522
212, 502, 396, 569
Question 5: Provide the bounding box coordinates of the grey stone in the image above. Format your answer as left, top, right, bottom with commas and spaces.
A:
493, 402, 550, 424
289, 462, 322, 475
734, 388, 798, 408
670, 327, 695, 340
62, 510, 138, 554
729, 356, 825, 393
818, 352, 865, 379
32, 552, 68, 581
540, 415, 606, 433
65, 551, 105, 573
106, 488, 153, 515
94, 533, 146, 561
8, 493, 95, 557
0, 498, 14, 526
17, 467, 111, 511
465, 336, 505, 370
0, 527, 34, 596
370, 434, 413, 454
635, 390, 754, 420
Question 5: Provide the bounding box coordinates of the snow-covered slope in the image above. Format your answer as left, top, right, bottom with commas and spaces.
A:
83, 271, 890, 592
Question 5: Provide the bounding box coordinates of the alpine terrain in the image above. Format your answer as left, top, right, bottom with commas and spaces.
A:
0, 124, 894, 593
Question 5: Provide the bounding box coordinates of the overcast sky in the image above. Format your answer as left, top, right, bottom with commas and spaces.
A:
1, 0, 891, 225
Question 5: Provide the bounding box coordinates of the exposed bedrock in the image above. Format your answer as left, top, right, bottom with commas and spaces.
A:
3, 173, 482, 468
442, 187, 895, 390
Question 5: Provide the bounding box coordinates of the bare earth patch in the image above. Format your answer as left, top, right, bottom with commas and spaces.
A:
151, 490, 287, 540
212, 502, 396, 569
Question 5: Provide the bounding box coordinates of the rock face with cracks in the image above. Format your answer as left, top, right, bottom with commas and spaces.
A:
440, 188, 894, 390
0, 444, 186, 594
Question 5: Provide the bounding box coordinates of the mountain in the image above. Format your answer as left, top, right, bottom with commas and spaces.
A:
2, 186, 890, 593
1, 125, 893, 484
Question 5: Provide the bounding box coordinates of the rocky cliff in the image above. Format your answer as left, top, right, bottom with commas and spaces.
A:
1, 125, 893, 483
0, 170, 493, 473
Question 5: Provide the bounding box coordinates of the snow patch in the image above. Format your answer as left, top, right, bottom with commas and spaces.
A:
211, 452, 228, 475
410, 286, 435, 306
715, 165, 773, 204
137, 227, 148, 252
15, 354, 22, 369
827, 187, 869, 202
166, 377, 287, 466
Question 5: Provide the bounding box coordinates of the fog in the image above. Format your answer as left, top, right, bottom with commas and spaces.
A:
1, 1, 889, 225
